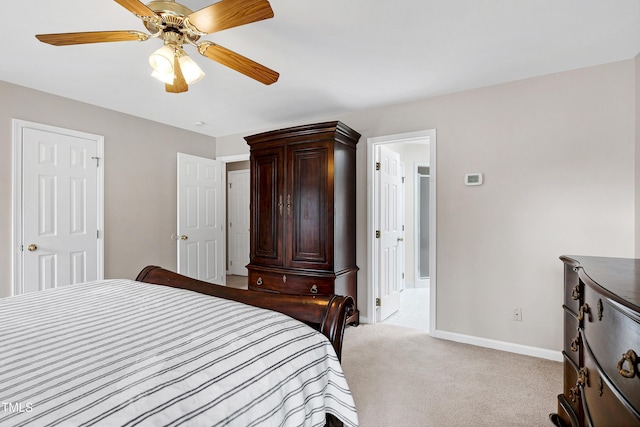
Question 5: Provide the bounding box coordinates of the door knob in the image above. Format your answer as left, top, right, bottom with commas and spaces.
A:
27, 244, 38, 252
397, 237, 404, 242
180, 235, 188, 240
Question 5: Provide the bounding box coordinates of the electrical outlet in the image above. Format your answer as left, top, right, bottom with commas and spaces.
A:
512, 308, 522, 321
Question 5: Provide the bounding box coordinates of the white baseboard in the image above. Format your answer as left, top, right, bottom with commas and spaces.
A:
432, 329, 563, 362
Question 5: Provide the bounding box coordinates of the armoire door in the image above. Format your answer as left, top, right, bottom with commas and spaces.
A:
250, 146, 285, 267
286, 142, 332, 270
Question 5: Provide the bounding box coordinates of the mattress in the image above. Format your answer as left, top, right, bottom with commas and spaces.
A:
0, 279, 358, 426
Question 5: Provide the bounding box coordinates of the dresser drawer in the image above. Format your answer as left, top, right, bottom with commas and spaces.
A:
563, 308, 581, 366
248, 270, 334, 295
562, 352, 582, 418
582, 285, 640, 414
553, 393, 580, 427
581, 344, 640, 426
563, 263, 582, 313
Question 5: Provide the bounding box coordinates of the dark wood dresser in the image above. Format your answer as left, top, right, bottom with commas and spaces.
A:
244, 121, 360, 325
551, 256, 640, 427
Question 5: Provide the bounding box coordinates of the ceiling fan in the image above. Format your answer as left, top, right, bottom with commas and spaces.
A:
36, 0, 279, 93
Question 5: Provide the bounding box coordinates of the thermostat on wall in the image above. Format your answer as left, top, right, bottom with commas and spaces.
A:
465, 173, 483, 186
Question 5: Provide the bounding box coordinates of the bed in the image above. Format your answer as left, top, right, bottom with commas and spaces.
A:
0, 266, 357, 427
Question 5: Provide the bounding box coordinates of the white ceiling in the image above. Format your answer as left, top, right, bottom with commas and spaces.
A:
2, 0, 639, 137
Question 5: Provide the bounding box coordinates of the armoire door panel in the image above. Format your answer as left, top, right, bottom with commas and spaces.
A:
286, 143, 331, 269
250, 147, 284, 266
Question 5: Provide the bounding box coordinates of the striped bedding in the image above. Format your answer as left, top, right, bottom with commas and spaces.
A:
0, 279, 358, 427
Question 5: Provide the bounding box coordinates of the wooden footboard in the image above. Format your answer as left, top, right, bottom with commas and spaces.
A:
135, 266, 354, 361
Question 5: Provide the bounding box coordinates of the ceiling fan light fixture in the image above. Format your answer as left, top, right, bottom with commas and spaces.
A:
149, 44, 175, 75
178, 54, 205, 84
151, 69, 176, 84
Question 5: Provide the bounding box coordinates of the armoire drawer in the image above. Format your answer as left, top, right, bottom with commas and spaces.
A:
248, 270, 334, 295
581, 344, 640, 426
582, 285, 640, 414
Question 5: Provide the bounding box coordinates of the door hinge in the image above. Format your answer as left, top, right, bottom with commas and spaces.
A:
376, 162, 381, 171
91, 156, 101, 167
375, 230, 380, 238
402, 176, 405, 183
229, 183, 232, 189
376, 298, 381, 307
402, 272, 405, 279
230, 260, 233, 266
97, 230, 100, 239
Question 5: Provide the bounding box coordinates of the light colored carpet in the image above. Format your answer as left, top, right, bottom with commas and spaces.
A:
340, 324, 561, 427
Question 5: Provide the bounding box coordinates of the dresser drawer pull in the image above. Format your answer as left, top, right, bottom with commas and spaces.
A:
577, 367, 589, 388
617, 349, 637, 379
570, 337, 579, 352
569, 386, 579, 403
283, 275, 287, 284
577, 304, 590, 322
597, 376, 603, 397
570, 284, 581, 300
596, 299, 603, 321
310, 285, 318, 294
256, 277, 263, 286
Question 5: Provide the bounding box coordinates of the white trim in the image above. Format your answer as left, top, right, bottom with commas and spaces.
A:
367, 129, 437, 334
12, 119, 104, 296
217, 154, 249, 163
432, 329, 563, 362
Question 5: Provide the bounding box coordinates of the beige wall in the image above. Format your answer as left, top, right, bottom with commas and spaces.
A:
216, 60, 637, 352
0, 81, 215, 297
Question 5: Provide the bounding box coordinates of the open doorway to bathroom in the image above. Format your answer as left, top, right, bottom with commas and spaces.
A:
368, 130, 436, 334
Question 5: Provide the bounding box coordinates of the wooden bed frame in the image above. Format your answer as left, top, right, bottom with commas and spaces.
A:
135, 265, 355, 361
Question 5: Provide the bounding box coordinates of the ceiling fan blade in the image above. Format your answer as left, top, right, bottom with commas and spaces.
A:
199, 43, 278, 85
113, 0, 159, 18
166, 56, 189, 93
36, 31, 148, 46
188, 0, 274, 34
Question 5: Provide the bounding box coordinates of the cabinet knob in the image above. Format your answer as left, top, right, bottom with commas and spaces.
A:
310, 285, 318, 294
282, 275, 287, 284
256, 277, 263, 286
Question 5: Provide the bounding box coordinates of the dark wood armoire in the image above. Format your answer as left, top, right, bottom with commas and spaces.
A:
245, 121, 360, 324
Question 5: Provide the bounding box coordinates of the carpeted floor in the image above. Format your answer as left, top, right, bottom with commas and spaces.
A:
340, 324, 562, 427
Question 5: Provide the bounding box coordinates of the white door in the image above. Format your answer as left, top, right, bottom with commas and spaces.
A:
227, 170, 250, 276
18, 123, 103, 294
378, 146, 403, 320
177, 153, 225, 285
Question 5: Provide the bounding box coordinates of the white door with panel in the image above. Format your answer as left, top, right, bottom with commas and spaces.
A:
377, 145, 403, 320
227, 170, 250, 276
19, 123, 103, 294
177, 153, 225, 285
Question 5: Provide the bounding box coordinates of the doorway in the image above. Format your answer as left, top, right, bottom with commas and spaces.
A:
367, 130, 436, 333
12, 120, 104, 295
415, 163, 430, 287
218, 155, 250, 289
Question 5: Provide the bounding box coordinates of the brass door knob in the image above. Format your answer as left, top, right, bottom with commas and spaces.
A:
180, 235, 188, 240
27, 244, 38, 252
